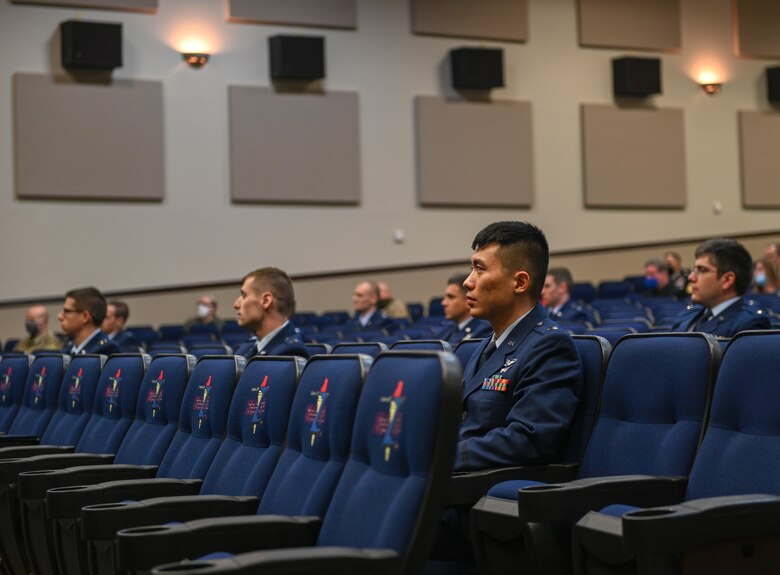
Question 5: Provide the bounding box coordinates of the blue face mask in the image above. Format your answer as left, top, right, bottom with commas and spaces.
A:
645, 277, 659, 290
755, 272, 767, 286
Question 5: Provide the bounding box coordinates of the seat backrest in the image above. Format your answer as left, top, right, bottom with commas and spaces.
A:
331, 342, 387, 358
7, 354, 70, 436
156, 355, 245, 479
158, 324, 185, 342
453, 338, 485, 370
258, 354, 372, 516
316, 351, 462, 575
305, 343, 332, 356
114, 354, 197, 465
0, 354, 33, 432
559, 336, 612, 462
39, 354, 106, 446
188, 345, 230, 359
389, 339, 453, 352
74, 354, 151, 453
578, 333, 720, 479
199, 356, 306, 496
686, 331, 780, 500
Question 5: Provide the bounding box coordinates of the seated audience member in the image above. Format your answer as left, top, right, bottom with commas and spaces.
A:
643, 258, 683, 298
456, 221, 583, 471
232, 268, 309, 360
13, 305, 61, 353
437, 273, 492, 344
377, 281, 410, 319
347, 281, 396, 332
750, 257, 780, 295
183, 295, 224, 334
59, 287, 122, 356
665, 250, 690, 294
542, 267, 597, 324
101, 301, 139, 348
671, 238, 770, 337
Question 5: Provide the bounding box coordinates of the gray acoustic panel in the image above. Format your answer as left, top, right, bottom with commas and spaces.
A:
11, 0, 156, 12
416, 96, 533, 208
13, 73, 164, 201
735, 0, 780, 58
739, 111, 780, 208
578, 0, 681, 50
228, 0, 356, 29
229, 86, 360, 205
411, 0, 527, 42
582, 104, 686, 208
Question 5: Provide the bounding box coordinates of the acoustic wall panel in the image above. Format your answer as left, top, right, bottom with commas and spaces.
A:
11, 0, 157, 12
13, 73, 164, 201
582, 104, 686, 208
739, 111, 780, 208
578, 0, 681, 51
412, 0, 527, 43
415, 96, 533, 208
228, 0, 356, 30
229, 87, 360, 205
735, 0, 780, 58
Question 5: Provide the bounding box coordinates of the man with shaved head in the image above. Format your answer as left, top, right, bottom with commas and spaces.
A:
14, 305, 61, 353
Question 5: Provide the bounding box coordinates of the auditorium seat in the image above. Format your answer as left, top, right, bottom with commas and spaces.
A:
129, 350, 462, 575
389, 339, 452, 352
453, 337, 484, 369
331, 342, 388, 358
571, 330, 780, 575
470, 332, 721, 575
305, 342, 332, 355
0, 353, 33, 433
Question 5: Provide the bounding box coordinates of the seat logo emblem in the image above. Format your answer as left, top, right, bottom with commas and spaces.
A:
32, 367, 47, 404
106, 369, 122, 412
195, 375, 213, 429
0, 368, 12, 404
247, 375, 269, 434
374, 380, 405, 462
307, 378, 329, 446
69, 367, 83, 408
148, 370, 165, 419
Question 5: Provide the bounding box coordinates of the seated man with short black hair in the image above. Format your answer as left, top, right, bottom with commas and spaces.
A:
59, 287, 122, 356
672, 238, 769, 338
233, 267, 309, 360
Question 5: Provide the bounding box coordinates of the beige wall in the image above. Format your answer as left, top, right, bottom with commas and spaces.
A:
1, 0, 779, 340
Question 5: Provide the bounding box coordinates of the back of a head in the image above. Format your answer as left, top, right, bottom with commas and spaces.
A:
66, 287, 108, 327
695, 238, 753, 295
471, 221, 549, 299
244, 267, 297, 318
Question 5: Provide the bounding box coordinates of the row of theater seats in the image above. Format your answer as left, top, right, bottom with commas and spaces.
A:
468, 329, 780, 575
0, 348, 462, 575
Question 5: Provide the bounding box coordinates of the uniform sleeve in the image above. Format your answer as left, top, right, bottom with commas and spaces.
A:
455, 332, 583, 470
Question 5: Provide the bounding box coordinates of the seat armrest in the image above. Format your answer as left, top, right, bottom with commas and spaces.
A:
0, 453, 115, 484
46, 478, 203, 520
18, 464, 158, 500
81, 495, 260, 542
151, 547, 399, 575
0, 445, 74, 458
448, 463, 579, 506
0, 435, 40, 447
518, 475, 688, 524
118, 515, 322, 573
623, 493, 780, 555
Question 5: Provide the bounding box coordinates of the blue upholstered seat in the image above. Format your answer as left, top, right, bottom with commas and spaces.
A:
0, 354, 33, 433
4, 354, 70, 438
389, 339, 452, 352
331, 342, 388, 358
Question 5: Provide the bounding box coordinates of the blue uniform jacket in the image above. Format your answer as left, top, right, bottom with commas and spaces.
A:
548, 299, 597, 325
437, 318, 492, 345
671, 297, 770, 338
346, 309, 396, 332
62, 329, 122, 356
234, 322, 310, 360
112, 330, 139, 348
456, 302, 583, 471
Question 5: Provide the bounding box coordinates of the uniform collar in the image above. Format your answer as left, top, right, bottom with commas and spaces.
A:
256, 321, 289, 354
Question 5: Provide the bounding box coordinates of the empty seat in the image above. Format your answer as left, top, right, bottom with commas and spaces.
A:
389, 339, 453, 352
331, 342, 388, 358
0, 354, 33, 433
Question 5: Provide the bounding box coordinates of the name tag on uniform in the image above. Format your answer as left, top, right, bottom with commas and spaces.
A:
481, 375, 510, 392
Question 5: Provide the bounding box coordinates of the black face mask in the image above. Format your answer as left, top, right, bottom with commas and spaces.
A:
25, 320, 39, 337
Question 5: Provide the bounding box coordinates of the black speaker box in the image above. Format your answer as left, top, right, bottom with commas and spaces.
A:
612, 57, 662, 97
450, 48, 504, 90
60, 20, 122, 71
767, 67, 780, 103
269, 35, 325, 81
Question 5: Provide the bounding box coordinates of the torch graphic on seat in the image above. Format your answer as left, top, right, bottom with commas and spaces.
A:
1, 367, 12, 403
108, 369, 121, 412
71, 367, 83, 408
198, 375, 212, 429
151, 370, 164, 419
310, 378, 329, 446
383, 380, 404, 462
252, 375, 269, 434
33, 367, 47, 404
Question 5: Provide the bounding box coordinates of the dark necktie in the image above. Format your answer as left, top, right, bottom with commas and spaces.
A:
477, 341, 497, 370
692, 309, 713, 332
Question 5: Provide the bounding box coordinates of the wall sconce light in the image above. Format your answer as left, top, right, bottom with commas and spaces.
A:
700, 82, 722, 95
182, 52, 209, 68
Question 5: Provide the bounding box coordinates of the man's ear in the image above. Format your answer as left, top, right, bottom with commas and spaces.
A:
514, 271, 531, 295
720, 271, 736, 292
260, 291, 274, 310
